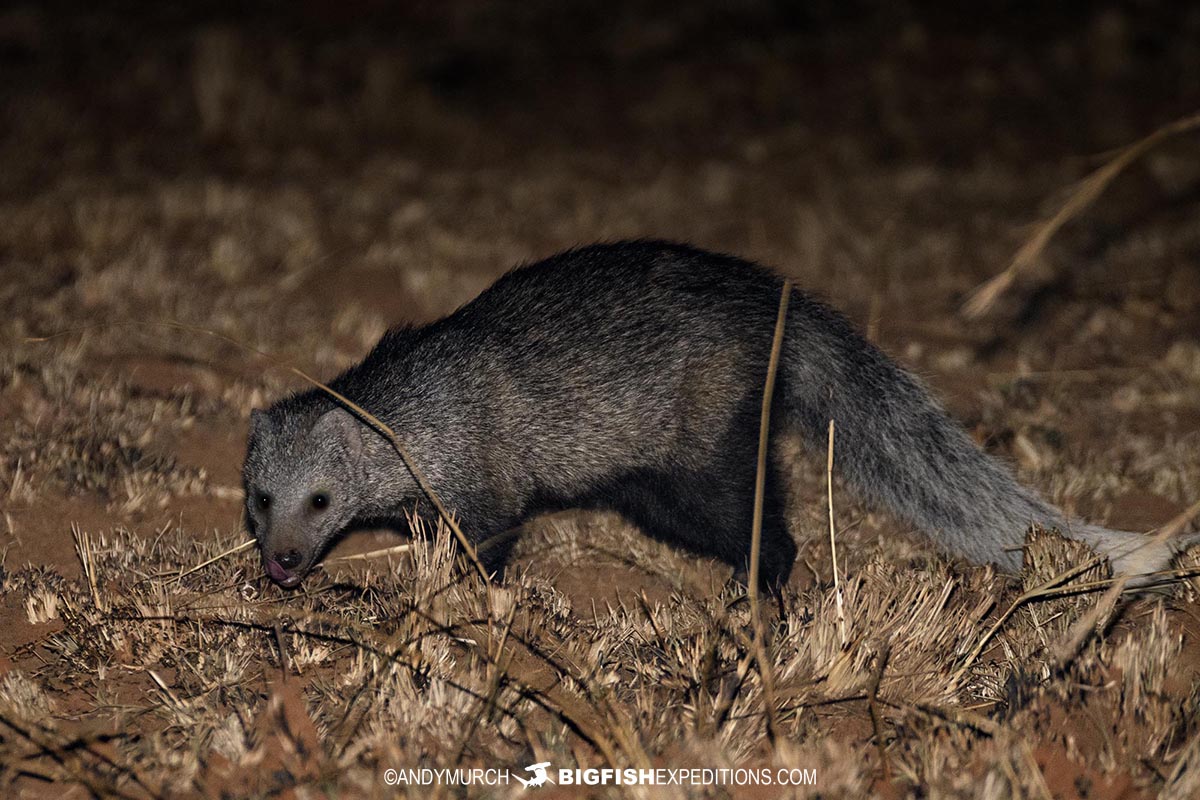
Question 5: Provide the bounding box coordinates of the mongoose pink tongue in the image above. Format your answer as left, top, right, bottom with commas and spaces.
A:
265, 558, 301, 587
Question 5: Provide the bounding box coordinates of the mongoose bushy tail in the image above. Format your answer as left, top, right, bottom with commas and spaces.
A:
778, 291, 1171, 576
242, 240, 1186, 588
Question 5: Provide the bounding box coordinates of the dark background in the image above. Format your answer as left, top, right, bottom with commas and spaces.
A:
3, 1, 1198, 176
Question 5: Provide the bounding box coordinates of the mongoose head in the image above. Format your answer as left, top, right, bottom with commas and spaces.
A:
242, 404, 366, 588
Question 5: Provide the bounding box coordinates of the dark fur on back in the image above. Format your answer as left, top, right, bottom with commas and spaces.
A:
242, 240, 1171, 587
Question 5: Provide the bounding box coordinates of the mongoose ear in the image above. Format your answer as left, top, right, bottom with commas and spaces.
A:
311, 407, 364, 462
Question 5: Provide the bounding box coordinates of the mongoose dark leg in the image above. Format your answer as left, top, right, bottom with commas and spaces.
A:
605, 468, 797, 592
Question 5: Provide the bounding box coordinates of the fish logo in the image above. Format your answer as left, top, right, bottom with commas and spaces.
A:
516, 762, 553, 788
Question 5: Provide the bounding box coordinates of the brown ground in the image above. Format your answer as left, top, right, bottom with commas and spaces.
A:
2, 2, 1200, 798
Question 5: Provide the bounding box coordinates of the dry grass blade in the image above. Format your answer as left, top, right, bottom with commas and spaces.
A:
163, 538, 256, 584
963, 110, 1200, 318
747, 279, 791, 744
710, 650, 754, 732
272, 622, 292, 678
960, 502, 1200, 681
827, 419, 847, 647
1050, 498, 1200, 666
72, 523, 103, 611
147, 669, 190, 717
1154, 498, 1200, 540
321, 542, 413, 565
953, 549, 1107, 681
887, 698, 1000, 737
1049, 574, 1126, 669
866, 645, 892, 783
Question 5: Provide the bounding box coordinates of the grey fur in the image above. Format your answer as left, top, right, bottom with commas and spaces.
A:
242, 240, 1180, 588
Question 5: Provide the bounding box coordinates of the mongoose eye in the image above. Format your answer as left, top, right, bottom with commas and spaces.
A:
256, 493, 271, 511
311, 492, 330, 511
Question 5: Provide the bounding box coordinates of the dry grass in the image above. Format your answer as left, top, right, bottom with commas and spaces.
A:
6, 511, 1200, 798
964, 111, 1200, 319
745, 279, 792, 744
